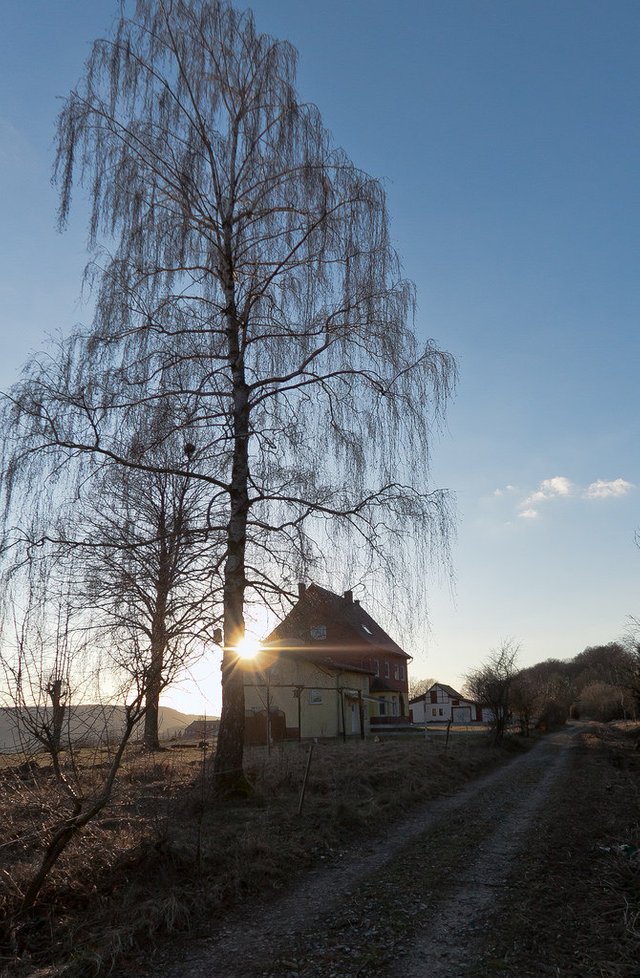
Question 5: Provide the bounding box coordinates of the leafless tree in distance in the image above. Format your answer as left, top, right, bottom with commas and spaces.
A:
64, 442, 224, 749
408, 676, 437, 701
465, 639, 520, 745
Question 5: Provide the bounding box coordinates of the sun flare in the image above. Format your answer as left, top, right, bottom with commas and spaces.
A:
235, 635, 261, 659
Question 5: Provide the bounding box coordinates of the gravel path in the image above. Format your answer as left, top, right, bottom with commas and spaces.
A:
137, 726, 578, 978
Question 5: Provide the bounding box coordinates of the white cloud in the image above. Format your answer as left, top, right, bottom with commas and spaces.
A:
584, 478, 634, 499
493, 484, 517, 497
521, 476, 573, 509
508, 473, 634, 525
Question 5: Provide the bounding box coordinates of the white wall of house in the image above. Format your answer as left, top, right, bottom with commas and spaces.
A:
244, 656, 370, 739
411, 684, 484, 724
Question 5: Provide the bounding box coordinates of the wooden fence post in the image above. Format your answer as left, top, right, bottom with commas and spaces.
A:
297, 743, 314, 816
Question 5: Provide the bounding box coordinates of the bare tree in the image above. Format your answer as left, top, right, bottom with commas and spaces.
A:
465, 640, 519, 745
2, 0, 455, 788
626, 640, 640, 715
2, 427, 224, 750
408, 676, 437, 700
0, 579, 151, 912
68, 447, 223, 749
510, 671, 538, 737
577, 680, 634, 722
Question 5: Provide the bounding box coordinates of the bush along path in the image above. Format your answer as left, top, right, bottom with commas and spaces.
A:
120, 721, 640, 978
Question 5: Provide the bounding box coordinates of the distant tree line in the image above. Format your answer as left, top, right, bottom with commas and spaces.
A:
511, 641, 639, 731
464, 638, 640, 745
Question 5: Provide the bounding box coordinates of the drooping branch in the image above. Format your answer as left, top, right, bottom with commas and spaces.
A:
2, 0, 456, 786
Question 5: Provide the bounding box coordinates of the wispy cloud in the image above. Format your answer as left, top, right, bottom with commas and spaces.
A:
511, 474, 635, 521
584, 478, 634, 499
518, 476, 573, 517
493, 484, 516, 497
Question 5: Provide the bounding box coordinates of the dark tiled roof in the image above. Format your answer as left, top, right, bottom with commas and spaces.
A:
408, 685, 479, 706
265, 583, 409, 659
433, 683, 465, 699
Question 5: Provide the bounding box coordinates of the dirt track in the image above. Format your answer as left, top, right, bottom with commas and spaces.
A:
138, 725, 582, 978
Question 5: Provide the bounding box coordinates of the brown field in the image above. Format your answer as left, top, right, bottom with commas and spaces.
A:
1, 733, 512, 977
1, 723, 638, 978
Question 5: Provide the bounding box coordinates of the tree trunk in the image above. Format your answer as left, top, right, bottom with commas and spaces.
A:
143, 587, 168, 751
143, 659, 162, 750
143, 528, 170, 750
20, 704, 142, 912
48, 678, 66, 753
213, 264, 251, 792
20, 822, 79, 912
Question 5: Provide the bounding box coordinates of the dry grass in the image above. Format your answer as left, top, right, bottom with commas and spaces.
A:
0, 732, 514, 977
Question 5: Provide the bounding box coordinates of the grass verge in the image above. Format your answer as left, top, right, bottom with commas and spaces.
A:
0, 732, 520, 977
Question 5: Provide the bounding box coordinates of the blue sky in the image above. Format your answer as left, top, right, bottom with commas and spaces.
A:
1, 1, 638, 713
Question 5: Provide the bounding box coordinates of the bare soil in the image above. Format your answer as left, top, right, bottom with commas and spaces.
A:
121, 722, 640, 978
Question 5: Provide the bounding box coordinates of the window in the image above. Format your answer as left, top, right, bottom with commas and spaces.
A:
374, 659, 380, 676
384, 662, 390, 678
393, 664, 399, 680
400, 666, 405, 681
308, 689, 322, 705
379, 700, 387, 716
431, 707, 437, 717
438, 708, 443, 716
310, 624, 326, 640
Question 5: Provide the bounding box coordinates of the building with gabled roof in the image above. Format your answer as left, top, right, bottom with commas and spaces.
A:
410, 682, 484, 724
256, 583, 412, 730
241, 647, 372, 742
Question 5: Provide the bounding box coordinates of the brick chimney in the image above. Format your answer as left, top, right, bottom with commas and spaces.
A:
298, 582, 306, 599
343, 589, 353, 604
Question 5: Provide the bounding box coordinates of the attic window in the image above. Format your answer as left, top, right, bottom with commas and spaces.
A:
310, 624, 326, 641
361, 624, 373, 635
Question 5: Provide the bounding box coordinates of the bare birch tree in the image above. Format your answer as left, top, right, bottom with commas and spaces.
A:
67, 444, 223, 749
2, 0, 455, 787
2, 425, 224, 750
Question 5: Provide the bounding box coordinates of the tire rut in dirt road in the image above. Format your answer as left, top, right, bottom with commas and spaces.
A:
148, 730, 577, 978
392, 728, 577, 978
